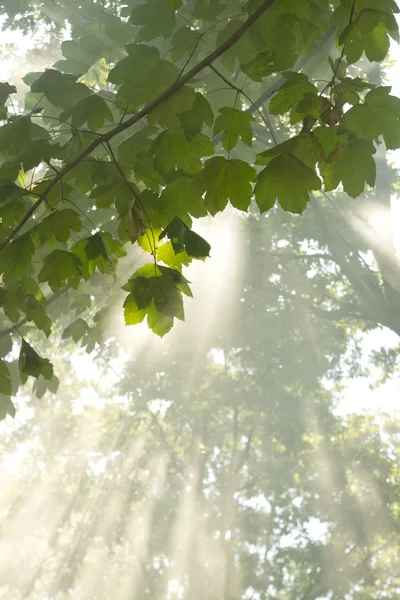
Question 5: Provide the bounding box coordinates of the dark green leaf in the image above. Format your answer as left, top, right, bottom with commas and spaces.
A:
159, 217, 211, 258
255, 154, 321, 213
35, 209, 82, 245
0, 359, 12, 396
0, 396, 15, 420
38, 250, 83, 292
60, 95, 114, 131
18, 339, 53, 383
0, 82, 17, 104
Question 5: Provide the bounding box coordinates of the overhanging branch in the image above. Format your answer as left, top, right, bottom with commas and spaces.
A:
0, 0, 277, 251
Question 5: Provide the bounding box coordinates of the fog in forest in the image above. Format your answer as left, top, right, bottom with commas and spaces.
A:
0, 3, 399, 600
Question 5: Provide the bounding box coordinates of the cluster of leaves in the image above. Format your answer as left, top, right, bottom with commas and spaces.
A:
0, 0, 400, 418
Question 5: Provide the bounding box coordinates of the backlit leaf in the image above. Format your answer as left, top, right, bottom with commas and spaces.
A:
321, 138, 376, 198
192, 157, 256, 215
255, 154, 321, 213
213, 107, 255, 151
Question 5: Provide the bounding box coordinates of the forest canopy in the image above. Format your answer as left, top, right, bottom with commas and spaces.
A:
0, 1, 400, 412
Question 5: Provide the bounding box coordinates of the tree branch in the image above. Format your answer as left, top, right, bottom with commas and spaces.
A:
0, 286, 69, 340
0, 0, 277, 251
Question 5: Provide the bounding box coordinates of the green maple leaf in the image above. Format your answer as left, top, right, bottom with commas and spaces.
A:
0, 286, 22, 323
0, 190, 27, 238
0, 116, 31, 156
53, 39, 97, 75
156, 241, 192, 270
62, 318, 90, 343
0, 183, 23, 206
256, 135, 321, 170
339, 9, 398, 64
342, 104, 382, 140
146, 301, 175, 336
122, 264, 191, 336
25, 295, 52, 337
154, 132, 198, 177
73, 232, 126, 278
158, 265, 192, 297
213, 107, 255, 151
241, 52, 275, 82
108, 43, 160, 85
30, 69, 91, 109
65, 131, 96, 160
117, 60, 179, 114
159, 217, 211, 259
85, 232, 110, 261
179, 92, 214, 138
193, 0, 227, 20
19, 339, 53, 384
35, 209, 82, 245
122, 272, 180, 316
333, 77, 374, 106
123, 293, 147, 326
108, 44, 179, 113
216, 20, 257, 72
32, 180, 73, 207
312, 126, 348, 160
255, 154, 321, 213
170, 27, 201, 61
157, 176, 207, 226
118, 126, 157, 168
355, 0, 399, 13
363, 86, 400, 150
0, 82, 17, 104
90, 179, 132, 211
321, 138, 376, 198
60, 95, 114, 131
0, 234, 35, 284
0, 331, 12, 359
269, 72, 318, 117
130, 0, 176, 40
154, 131, 214, 177
147, 86, 196, 130
38, 250, 83, 292
163, 0, 182, 10
134, 152, 165, 191
192, 157, 256, 215
0, 359, 11, 396
0, 396, 15, 420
